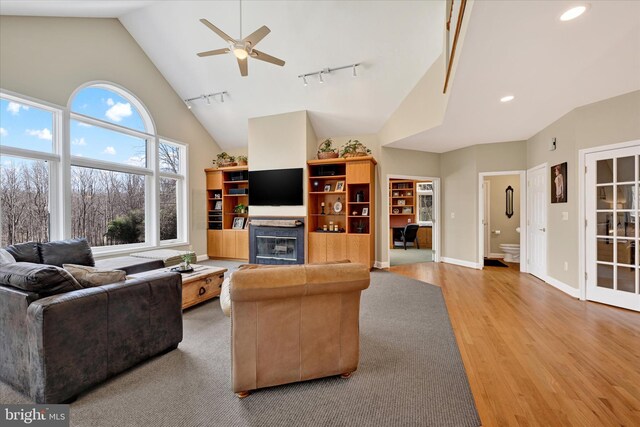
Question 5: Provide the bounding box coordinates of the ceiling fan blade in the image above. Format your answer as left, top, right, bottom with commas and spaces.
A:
200, 18, 235, 43
251, 49, 285, 67
237, 57, 248, 77
197, 48, 230, 57
243, 25, 270, 47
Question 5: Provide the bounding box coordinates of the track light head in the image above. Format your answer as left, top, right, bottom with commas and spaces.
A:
205, 95, 211, 105
352, 65, 357, 77
319, 72, 324, 83
220, 93, 225, 103
185, 101, 192, 110
303, 75, 308, 86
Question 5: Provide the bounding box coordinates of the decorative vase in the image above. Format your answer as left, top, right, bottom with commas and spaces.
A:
318, 151, 339, 160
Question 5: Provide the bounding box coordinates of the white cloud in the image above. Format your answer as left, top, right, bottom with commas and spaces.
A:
103, 146, 116, 155
125, 155, 145, 167
7, 102, 29, 115
26, 128, 52, 140
106, 98, 115, 106
0, 127, 7, 137
77, 122, 92, 128
105, 101, 132, 122
72, 137, 86, 146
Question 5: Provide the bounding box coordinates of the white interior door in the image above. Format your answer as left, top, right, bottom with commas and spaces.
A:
483, 180, 490, 257
586, 145, 640, 311
527, 165, 547, 279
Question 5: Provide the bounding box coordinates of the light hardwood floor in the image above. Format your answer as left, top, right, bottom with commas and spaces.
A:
389, 262, 640, 427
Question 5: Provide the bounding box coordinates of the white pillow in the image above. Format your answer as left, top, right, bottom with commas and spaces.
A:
63, 263, 126, 287
0, 248, 16, 265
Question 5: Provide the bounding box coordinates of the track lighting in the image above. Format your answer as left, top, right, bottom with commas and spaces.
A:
183, 91, 228, 108
298, 63, 360, 87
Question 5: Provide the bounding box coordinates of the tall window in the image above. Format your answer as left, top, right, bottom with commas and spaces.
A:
0, 97, 57, 245
1, 84, 188, 251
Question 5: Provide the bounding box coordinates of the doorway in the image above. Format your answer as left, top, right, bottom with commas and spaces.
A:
478, 171, 526, 271
583, 143, 639, 311
387, 175, 440, 267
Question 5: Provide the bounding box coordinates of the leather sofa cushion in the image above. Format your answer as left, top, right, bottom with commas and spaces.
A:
63, 264, 126, 287
0, 262, 83, 294
4, 242, 41, 263
40, 238, 95, 267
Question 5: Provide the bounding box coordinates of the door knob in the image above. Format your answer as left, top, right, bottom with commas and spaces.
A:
539, 228, 546, 232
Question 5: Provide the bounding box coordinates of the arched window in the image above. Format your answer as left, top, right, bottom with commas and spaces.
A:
0, 83, 187, 251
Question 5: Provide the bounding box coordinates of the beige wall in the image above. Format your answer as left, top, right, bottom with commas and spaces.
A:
527, 90, 640, 288
247, 110, 312, 217
485, 175, 520, 255
440, 141, 527, 264
0, 16, 222, 257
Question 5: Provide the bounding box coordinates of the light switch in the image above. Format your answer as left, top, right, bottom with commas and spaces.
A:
562, 212, 569, 221
451, 212, 455, 219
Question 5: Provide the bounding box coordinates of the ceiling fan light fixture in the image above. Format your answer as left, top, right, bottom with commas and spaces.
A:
560, 5, 588, 21
233, 47, 248, 60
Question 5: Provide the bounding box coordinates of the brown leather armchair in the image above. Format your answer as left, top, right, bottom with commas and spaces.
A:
228, 262, 370, 397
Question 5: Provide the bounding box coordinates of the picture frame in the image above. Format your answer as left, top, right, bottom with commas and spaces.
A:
232, 217, 245, 230
243, 218, 249, 229
335, 181, 345, 192
324, 184, 331, 192
397, 199, 406, 206
214, 200, 222, 210
551, 162, 568, 203
402, 207, 412, 214
362, 207, 369, 216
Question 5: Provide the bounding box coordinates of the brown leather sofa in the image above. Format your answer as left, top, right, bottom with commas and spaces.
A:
228, 262, 370, 397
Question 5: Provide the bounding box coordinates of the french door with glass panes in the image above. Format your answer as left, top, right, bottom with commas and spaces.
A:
586, 145, 640, 311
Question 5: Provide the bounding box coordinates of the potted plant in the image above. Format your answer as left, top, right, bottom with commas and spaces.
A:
215, 152, 236, 168
237, 155, 248, 166
354, 220, 366, 234
180, 248, 194, 270
234, 204, 247, 214
317, 138, 338, 159
340, 139, 371, 158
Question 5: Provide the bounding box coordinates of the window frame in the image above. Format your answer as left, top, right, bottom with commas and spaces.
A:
1, 84, 190, 255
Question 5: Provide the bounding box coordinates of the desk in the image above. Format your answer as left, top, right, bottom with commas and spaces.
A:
390, 225, 432, 249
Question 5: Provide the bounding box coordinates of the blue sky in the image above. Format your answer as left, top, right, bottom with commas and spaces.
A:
1, 87, 147, 167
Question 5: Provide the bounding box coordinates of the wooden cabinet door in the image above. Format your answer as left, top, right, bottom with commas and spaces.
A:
326, 233, 347, 261
236, 230, 249, 260
206, 171, 223, 189
347, 234, 371, 267
207, 230, 223, 258
222, 230, 237, 258
308, 233, 327, 263
346, 161, 371, 184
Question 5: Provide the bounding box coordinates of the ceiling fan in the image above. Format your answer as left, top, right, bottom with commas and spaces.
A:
197, 2, 285, 77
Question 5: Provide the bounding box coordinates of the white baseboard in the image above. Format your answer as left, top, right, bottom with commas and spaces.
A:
374, 261, 390, 269
542, 275, 580, 298
441, 257, 482, 270
488, 253, 504, 259
196, 254, 209, 262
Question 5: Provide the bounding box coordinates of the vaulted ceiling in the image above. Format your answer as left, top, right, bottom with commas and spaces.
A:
2, 1, 639, 153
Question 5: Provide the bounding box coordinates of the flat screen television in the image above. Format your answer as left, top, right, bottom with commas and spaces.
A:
249, 168, 303, 206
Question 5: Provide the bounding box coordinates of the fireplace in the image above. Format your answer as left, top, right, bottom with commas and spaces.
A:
249, 217, 305, 265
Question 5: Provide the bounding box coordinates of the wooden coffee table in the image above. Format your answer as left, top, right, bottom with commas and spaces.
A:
129, 264, 227, 310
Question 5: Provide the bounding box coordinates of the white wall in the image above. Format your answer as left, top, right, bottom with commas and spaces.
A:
0, 16, 222, 257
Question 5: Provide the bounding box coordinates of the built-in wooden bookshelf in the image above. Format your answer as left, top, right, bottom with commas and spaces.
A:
307, 156, 376, 268
205, 165, 249, 260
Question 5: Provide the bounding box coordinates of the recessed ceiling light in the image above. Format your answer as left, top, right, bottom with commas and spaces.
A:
500, 95, 515, 103
560, 5, 588, 21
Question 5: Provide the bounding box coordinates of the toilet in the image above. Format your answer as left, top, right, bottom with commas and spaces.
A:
499, 243, 520, 263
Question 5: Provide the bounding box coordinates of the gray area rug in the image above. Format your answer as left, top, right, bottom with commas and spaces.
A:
0, 270, 480, 427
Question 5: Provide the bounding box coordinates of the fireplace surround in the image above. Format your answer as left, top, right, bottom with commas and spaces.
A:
249, 217, 305, 265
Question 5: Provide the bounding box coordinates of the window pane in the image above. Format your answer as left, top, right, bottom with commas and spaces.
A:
0, 98, 54, 153
617, 156, 635, 183
597, 159, 614, 184
71, 166, 145, 246
71, 86, 145, 132
160, 178, 178, 241
159, 142, 181, 174
71, 120, 147, 167
0, 156, 49, 245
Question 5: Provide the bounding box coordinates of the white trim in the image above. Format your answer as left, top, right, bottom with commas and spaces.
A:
1, 88, 65, 111
0, 145, 60, 162
578, 139, 640, 302
91, 240, 191, 259
197, 254, 209, 262
70, 112, 154, 140
488, 252, 504, 259
478, 170, 527, 272
441, 257, 482, 269
386, 174, 441, 265
374, 260, 390, 269
541, 274, 580, 298
70, 155, 153, 176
